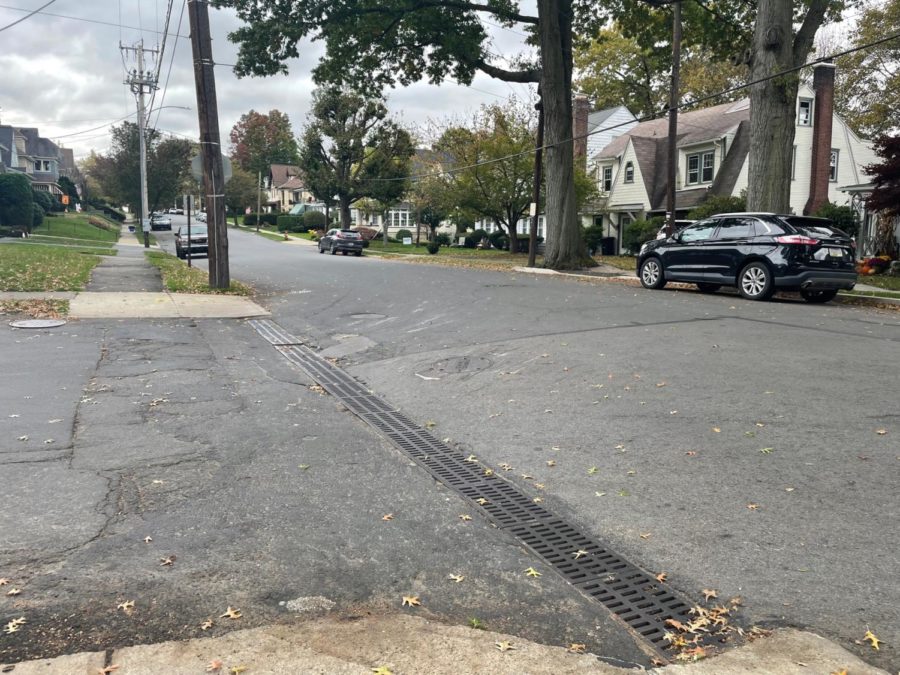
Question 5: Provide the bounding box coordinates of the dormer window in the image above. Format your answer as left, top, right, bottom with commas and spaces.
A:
686, 151, 715, 185
798, 98, 813, 126
34, 159, 51, 172
624, 162, 634, 183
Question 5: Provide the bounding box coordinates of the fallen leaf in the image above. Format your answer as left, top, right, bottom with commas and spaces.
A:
220, 606, 242, 619
3, 617, 26, 634
729, 596, 743, 606
401, 595, 421, 607
230, 667, 247, 675
568, 643, 587, 653
685, 451, 697, 457
587, 466, 598, 475
669, 410, 678, 415
424, 420, 437, 428
640, 532, 652, 540
495, 641, 515, 652
206, 660, 224, 672
618, 490, 630, 497
17, 435, 28, 441
499, 463, 513, 471
381, 513, 394, 521
43, 439, 54, 444
572, 549, 589, 560
298, 464, 311, 470
756, 422, 765, 427
712, 427, 721, 433
143, 536, 152, 543
483, 468, 494, 476
520, 473, 534, 480
371, 668, 394, 675
863, 629, 881, 650
594, 491, 606, 497
875, 429, 887, 435
525, 567, 542, 578
546, 459, 556, 467
475, 497, 489, 505
8, 414, 19, 418
747, 503, 760, 510
200, 620, 214, 630
96, 667, 119, 674
533, 497, 543, 503
448, 574, 464, 583
117, 600, 135, 613
656, 382, 666, 388
160, 555, 176, 566
626, 470, 636, 476
465, 454, 478, 463
759, 447, 774, 454
6, 588, 21, 596
0, 578, 8, 586
534, 482, 545, 489
666, 618, 688, 631
656, 572, 668, 582
702, 589, 718, 601
458, 514, 472, 521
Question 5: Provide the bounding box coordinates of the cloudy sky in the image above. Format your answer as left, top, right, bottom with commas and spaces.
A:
0, 0, 537, 161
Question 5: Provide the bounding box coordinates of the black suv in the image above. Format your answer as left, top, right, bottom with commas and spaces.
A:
318, 229, 363, 256
636, 213, 856, 302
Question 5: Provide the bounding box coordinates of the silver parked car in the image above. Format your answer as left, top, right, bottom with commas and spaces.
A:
174, 224, 208, 259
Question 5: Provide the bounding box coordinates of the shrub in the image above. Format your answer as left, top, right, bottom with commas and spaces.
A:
621, 217, 664, 254
583, 224, 604, 254
426, 241, 440, 254
32, 190, 54, 213
396, 228, 413, 241
687, 195, 746, 220
462, 234, 478, 248
32, 203, 45, 229
244, 212, 279, 227
514, 233, 543, 253
488, 230, 508, 250
276, 215, 307, 232
434, 232, 452, 247
302, 210, 327, 231
0, 172, 34, 232
472, 228, 488, 244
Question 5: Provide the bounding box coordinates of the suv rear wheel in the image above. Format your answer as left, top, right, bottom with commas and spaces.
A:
738, 262, 774, 301
639, 258, 667, 289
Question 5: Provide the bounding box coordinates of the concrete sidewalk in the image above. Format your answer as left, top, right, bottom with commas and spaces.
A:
7, 616, 888, 674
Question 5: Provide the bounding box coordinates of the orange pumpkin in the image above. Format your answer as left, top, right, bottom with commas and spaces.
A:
860, 266, 871, 274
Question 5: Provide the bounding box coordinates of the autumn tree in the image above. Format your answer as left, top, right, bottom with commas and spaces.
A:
406, 152, 454, 243
85, 123, 193, 214
229, 109, 299, 177
835, 0, 900, 138
435, 101, 536, 253
224, 166, 261, 225
298, 86, 414, 229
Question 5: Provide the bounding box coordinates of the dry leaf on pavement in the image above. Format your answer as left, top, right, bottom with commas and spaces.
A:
160, 555, 176, 566
96, 666, 119, 674
0, 578, 8, 586
656, 572, 668, 582
525, 567, 542, 578
220, 607, 242, 619
458, 514, 472, 521
401, 595, 421, 607
200, 620, 214, 630
475, 498, 489, 505
495, 641, 515, 652
703, 589, 718, 601
371, 668, 394, 675
875, 429, 887, 435
6, 588, 21, 596
206, 660, 224, 672
381, 514, 394, 521
448, 574, 464, 583
116, 600, 135, 614
568, 643, 587, 653
572, 550, 588, 560
863, 629, 881, 650
143, 536, 152, 543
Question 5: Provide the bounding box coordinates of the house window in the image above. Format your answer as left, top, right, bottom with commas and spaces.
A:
829, 149, 839, 182
624, 162, 634, 183
34, 160, 51, 172
602, 166, 612, 192
686, 151, 714, 185
798, 98, 813, 126
388, 210, 410, 229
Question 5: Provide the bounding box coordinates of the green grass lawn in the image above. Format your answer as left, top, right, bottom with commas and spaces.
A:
145, 251, 252, 295
29, 235, 115, 250
35, 214, 119, 242
856, 274, 900, 292
11, 241, 116, 256
0, 243, 102, 291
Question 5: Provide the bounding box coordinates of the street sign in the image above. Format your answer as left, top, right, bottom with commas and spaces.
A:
191, 154, 232, 184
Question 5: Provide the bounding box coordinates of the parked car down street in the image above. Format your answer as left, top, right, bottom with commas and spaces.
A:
318, 228, 364, 256
637, 213, 857, 302
150, 213, 172, 231
174, 224, 208, 259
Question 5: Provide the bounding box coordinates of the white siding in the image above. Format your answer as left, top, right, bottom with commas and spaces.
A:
606, 140, 651, 211
587, 107, 639, 161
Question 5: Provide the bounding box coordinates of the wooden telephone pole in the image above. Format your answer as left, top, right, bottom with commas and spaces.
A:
187, 0, 229, 288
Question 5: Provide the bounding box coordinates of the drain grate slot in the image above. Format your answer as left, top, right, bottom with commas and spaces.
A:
249, 319, 303, 346
252, 319, 704, 660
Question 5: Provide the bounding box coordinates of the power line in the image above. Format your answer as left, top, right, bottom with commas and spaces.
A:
0, 3, 188, 38
147, 0, 176, 119
151, 0, 187, 130
367, 30, 900, 184
0, 0, 58, 33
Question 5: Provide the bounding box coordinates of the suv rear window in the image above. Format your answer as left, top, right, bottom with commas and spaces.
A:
782, 216, 849, 240
340, 230, 361, 239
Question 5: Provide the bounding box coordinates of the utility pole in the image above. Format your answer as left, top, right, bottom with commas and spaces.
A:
188, 0, 229, 288
256, 171, 262, 233
122, 41, 159, 248
528, 91, 545, 269
665, 0, 682, 237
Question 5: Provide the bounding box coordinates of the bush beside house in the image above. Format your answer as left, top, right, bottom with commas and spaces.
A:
0, 173, 34, 235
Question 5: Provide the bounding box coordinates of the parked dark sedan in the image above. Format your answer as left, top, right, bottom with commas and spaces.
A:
318, 229, 363, 256
174, 224, 208, 259
636, 213, 857, 302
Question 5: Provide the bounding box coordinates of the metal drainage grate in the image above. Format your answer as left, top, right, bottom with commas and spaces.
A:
251, 319, 700, 659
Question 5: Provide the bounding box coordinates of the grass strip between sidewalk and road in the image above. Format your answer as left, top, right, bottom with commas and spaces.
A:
0, 244, 102, 291
0, 299, 69, 318
855, 274, 900, 291
145, 251, 252, 295
232, 223, 288, 242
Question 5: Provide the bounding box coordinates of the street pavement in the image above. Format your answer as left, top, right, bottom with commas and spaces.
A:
2, 222, 898, 671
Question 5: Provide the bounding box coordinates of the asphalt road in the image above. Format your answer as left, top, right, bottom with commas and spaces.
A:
2, 223, 898, 669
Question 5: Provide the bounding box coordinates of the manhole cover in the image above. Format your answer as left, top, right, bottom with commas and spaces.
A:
10, 319, 67, 329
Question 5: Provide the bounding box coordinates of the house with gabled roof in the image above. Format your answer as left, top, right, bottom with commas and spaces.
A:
587, 63, 877, 253
0, 124, 65, 196
263, 163, 315, 212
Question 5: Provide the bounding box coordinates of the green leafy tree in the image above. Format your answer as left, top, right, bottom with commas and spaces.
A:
0, 173, 34, 233
229, 109, 299, 177
32, 190, 55, 214
298, 86, 413, 229
214, 0, 606, 269
32, 203, 45, 229
687, 194, 746, 220
57, 176, 80, 206
85, 123, 193, 215
224, 166, 262, 225
835, 0, 900, 138
435, 100, 535, 253
813, 201, 857, 238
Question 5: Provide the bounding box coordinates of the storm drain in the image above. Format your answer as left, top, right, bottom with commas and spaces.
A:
249, 318, 696, 658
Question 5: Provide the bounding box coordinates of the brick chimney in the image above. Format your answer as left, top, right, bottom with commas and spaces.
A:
573, 94, 590, 167
803, 62, 835, 215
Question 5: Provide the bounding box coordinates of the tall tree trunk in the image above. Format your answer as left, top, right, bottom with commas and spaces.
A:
537, 0, 592, 270
507, 210, 520, 253
339, 195, 352, 229
747, 0, 796, 213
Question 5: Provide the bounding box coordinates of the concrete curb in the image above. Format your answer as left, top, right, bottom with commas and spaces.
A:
5, 616, 888, 674
67, 291, 270, 319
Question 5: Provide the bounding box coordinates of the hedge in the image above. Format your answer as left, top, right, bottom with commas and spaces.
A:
243, 212, 279, 227
276, 214, 308, 233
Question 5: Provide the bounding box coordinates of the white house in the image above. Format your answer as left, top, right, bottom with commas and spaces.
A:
590, 63, 877, 253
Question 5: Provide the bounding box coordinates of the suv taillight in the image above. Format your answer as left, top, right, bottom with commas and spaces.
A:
775, 235, 819, 245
